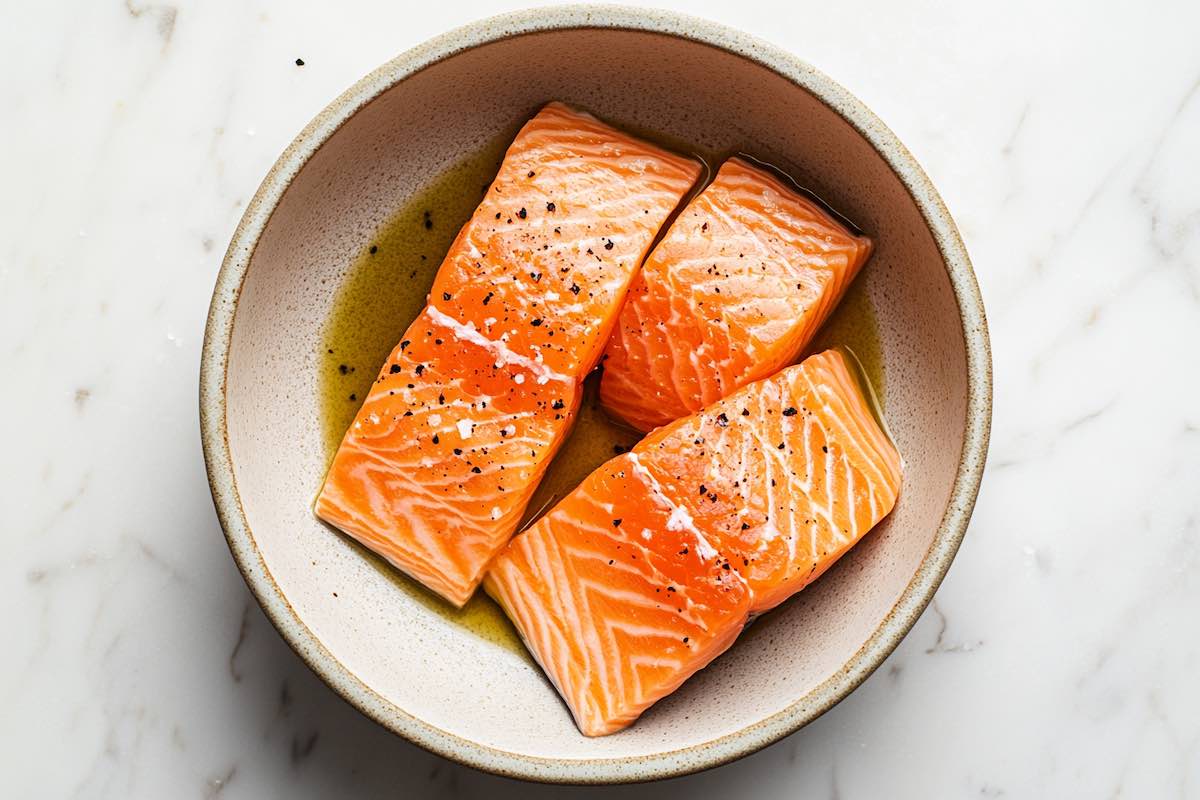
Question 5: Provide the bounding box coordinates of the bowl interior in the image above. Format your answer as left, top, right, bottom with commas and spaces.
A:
222, 27, 969, 766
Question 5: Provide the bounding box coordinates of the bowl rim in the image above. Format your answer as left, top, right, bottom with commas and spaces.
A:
200, 4, 992, 784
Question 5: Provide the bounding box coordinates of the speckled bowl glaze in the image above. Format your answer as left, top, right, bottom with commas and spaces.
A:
201, 6, 990, 784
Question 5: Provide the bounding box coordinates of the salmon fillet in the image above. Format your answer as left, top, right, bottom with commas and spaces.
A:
316, 103, 702, 606
485, 349, 901, 734
315, 307, 579, 605
600, 157, 873, 431
484, 453, 750, 737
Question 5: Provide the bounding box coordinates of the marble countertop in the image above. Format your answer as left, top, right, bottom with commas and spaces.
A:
5, 1, 1198, 796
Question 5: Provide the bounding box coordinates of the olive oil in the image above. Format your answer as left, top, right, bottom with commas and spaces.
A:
317, 133, 885, 656
807, 278, 885, 397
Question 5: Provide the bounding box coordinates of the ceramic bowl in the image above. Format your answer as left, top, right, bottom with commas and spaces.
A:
201, 5, 991, 784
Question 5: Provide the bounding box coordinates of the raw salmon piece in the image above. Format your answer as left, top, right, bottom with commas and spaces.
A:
600, 157, 873, 431
431, 102, 703, 379
484, 453, 750, 736
634, 349, 901, 612
317, 104, 700, 606
316, 307, 579, 607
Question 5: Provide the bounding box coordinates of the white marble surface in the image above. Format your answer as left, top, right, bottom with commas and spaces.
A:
4, 0, 1199, 796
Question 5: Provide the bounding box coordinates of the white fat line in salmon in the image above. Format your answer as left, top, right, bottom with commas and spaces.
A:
425, 305, 572, 385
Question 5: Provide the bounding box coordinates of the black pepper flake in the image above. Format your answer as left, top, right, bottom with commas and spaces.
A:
777, 442, 785, 450
518, 207, 527, 219
414, 364, 425, 376
527, 170, 535, 178
400, 340, 411, 351
608, 559, 614, 565
471, 466, 482, 474
442, 291, 451, 301
612, 518, 622, 527
295, 58, 305, 66
613, 444, 626, 454
603, 239, 614, 250
822, 445, 829, 453
783, 407, 798, 416
701, 222, 708, 232
741, 522, 750, 530
683, 636, 690, 644
338, 364, 349, 375
551, 399, 565, 410
722, 563, 731, 570
348, 393, 356, 401
482, 292, 493, 305
403, 410, 413, 417
369, 244, 377, 254
432, 434, 440, 444
530, 271, 542, 282
716, 412, 729, 428
741, 408, 750, 416
546, 202, 556, 212
698, 484, 707, 496
453, 448, 462, 455
438, 393, 445, 405
569, 283, 581, 295
388, 364, 402, 374
423, 210, 433, 229
531, 318, 543, 327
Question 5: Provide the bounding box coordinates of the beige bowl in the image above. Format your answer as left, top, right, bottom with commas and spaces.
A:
200, 5, 991, 783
